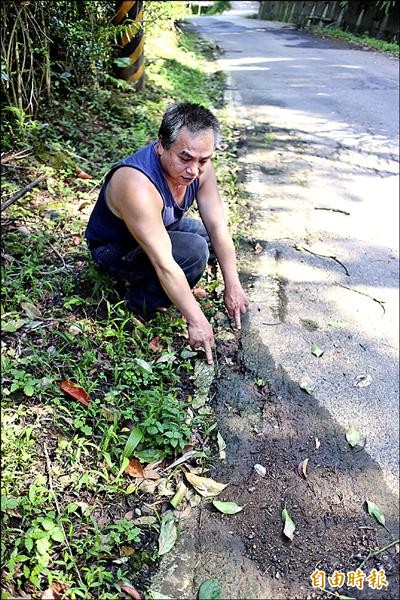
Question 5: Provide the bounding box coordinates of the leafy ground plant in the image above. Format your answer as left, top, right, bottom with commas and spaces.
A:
1, 17, 248, 600
311, 25, 400, 54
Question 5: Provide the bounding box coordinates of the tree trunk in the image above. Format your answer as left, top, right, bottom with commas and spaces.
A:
112, 0, 145, 91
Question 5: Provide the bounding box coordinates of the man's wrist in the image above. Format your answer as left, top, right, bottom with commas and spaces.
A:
223, 272, 241, 289
186, 311, 208, 328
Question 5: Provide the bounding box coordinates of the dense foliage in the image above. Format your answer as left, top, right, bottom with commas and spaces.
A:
0, 1, 191, 124
0, 3, 247, 595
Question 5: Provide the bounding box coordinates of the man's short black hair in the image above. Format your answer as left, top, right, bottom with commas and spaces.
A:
158, 102, 221, 150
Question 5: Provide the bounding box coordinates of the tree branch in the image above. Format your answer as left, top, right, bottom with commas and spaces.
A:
1, 173, 46, 212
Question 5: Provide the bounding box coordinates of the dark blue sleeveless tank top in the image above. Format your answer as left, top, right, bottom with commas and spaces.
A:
85, 141, 199, 247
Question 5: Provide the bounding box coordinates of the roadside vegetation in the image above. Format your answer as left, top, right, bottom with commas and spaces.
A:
311, 25, 400, 55
1, 6, 248, 598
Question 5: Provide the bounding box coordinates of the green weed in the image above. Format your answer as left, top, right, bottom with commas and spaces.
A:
312, 25, 400, 54
1, 18, 242, 600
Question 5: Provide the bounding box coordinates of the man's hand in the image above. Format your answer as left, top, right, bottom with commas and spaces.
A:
224, 282, 250, 330
187, 316, 215, 364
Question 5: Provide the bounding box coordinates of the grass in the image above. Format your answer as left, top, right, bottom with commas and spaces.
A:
0, 24, 247, 600
311, 25, 400, 55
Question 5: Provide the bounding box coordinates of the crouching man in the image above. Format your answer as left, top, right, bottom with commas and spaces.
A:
85, 102, 249, 363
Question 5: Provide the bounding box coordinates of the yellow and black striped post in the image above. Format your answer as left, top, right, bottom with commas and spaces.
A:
112, 0, 144, 90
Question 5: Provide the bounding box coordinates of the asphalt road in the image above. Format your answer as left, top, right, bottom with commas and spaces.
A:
189, 2, 399, 495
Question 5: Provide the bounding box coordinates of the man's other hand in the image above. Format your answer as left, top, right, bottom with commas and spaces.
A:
224, 282, 250, 330
187, 316, 215, 364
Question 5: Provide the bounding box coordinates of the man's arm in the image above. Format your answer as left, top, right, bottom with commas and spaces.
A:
197, 162, 249, 328
108, 168, 215, 363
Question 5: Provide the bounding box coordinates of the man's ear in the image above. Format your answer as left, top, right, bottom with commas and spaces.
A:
157, 137, 165, 155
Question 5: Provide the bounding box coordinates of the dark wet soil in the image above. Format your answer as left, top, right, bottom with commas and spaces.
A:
206, 327, 400, 599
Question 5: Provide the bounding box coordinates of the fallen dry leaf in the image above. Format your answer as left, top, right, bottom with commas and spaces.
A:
60, 380, 90, 407
182, 444, 194, 454
157, 478, 175, 497
164, 450, 197, 471
118, 581, 142, 599
21, 301, 42, 320
254, 242, 263, 255
217, 431, 226, 460
142, 464, 161, 480
138, 479, 159, 494
68, 324, 82, 336
149, 336, 161, 353
354, 373, 372, 388
5, 508, 22, 518
175, 502, 192, 519
297, 458, 309, 479
254, 464, 266, 477
124, 458, 144, 478
76, 168, 92, 180
193, 287, 208, 299
41, 582, 70, 599
124, 511, 134, 520
185, 472, 228, 497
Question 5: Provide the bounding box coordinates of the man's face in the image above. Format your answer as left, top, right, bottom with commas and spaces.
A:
158, 126, 215, 186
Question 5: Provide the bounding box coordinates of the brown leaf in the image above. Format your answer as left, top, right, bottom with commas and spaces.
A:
73, 236, 81, 246
254, 242, 263, 255
124, 458, 144, 478
76, 168, 92, 180
60, 380, 90, 407
124, 511, 134, 520
193, 287, 208, 299
41, 582, 70, 599
138, 479, 159, 493
175, 502, 192, 519
118, 581, 142, 599
182, 444, 194, 454
149, 336, 161, 353
297, 458, 309, 479
143, 464, 161, 480
6, 509, 22, 518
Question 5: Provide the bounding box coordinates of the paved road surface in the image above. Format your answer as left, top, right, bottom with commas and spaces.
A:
190, 2, 399, 494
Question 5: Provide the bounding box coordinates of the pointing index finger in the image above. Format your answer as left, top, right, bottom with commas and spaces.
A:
235, 308, 241, 330
204, 341, 214, 365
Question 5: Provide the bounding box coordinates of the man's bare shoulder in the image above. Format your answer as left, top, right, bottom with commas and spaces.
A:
110, 166, 155, 191
108, 166, 161, 215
